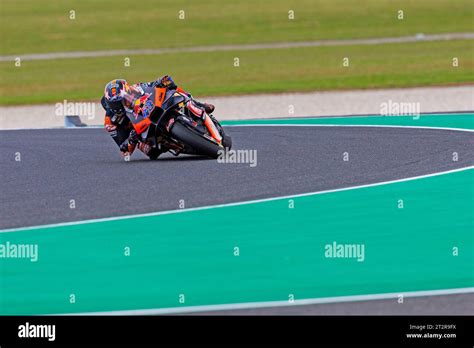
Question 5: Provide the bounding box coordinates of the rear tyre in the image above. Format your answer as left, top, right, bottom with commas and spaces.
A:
170, 121, 222, 158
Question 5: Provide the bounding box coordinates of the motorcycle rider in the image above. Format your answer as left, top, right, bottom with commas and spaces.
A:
102, 75, 215, 159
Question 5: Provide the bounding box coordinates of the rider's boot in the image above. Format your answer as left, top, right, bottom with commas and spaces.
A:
187, 100, 215, 116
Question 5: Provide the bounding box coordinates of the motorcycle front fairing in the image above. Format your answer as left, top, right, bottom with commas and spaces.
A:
121, 87, 177, 137
124, 107, 151, 136
161, 89, 187, 111
151, 88, 190, 132
138, 88, 188, 146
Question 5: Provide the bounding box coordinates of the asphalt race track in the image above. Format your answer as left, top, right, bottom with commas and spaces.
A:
1, 123, 473, 315
1, 125, 473, 229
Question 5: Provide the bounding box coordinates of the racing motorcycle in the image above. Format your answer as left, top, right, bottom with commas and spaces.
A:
123, 86, 232, 160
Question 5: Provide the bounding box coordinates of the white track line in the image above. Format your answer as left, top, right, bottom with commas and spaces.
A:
2, 33, 473, 62
224, 123, 474, 132
1, 165, 472, 233
6, 124, 473, 132
64, 287, 474, 315
9, 124, 473, 132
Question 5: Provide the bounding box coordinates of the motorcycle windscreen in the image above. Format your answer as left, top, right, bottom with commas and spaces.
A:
161, 90, 186, 111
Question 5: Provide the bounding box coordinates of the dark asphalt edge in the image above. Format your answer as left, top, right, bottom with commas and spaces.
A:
184, 293, 474, 316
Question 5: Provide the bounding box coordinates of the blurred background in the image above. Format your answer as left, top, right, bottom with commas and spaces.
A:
0, 0, 473, 106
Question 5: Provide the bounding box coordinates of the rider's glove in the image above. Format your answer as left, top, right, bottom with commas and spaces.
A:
119, 129, 139, 155
120, 142, 135, 155
156, 75, 177, 90
104, 123, 117, 132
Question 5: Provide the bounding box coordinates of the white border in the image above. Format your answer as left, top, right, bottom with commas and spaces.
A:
67, 287, 474, 315
1, 165, 472, 233
224, 123, 474, 133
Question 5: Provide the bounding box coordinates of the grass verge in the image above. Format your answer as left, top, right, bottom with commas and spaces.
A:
1, 0, 473, 55
0, 40, 472, 105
